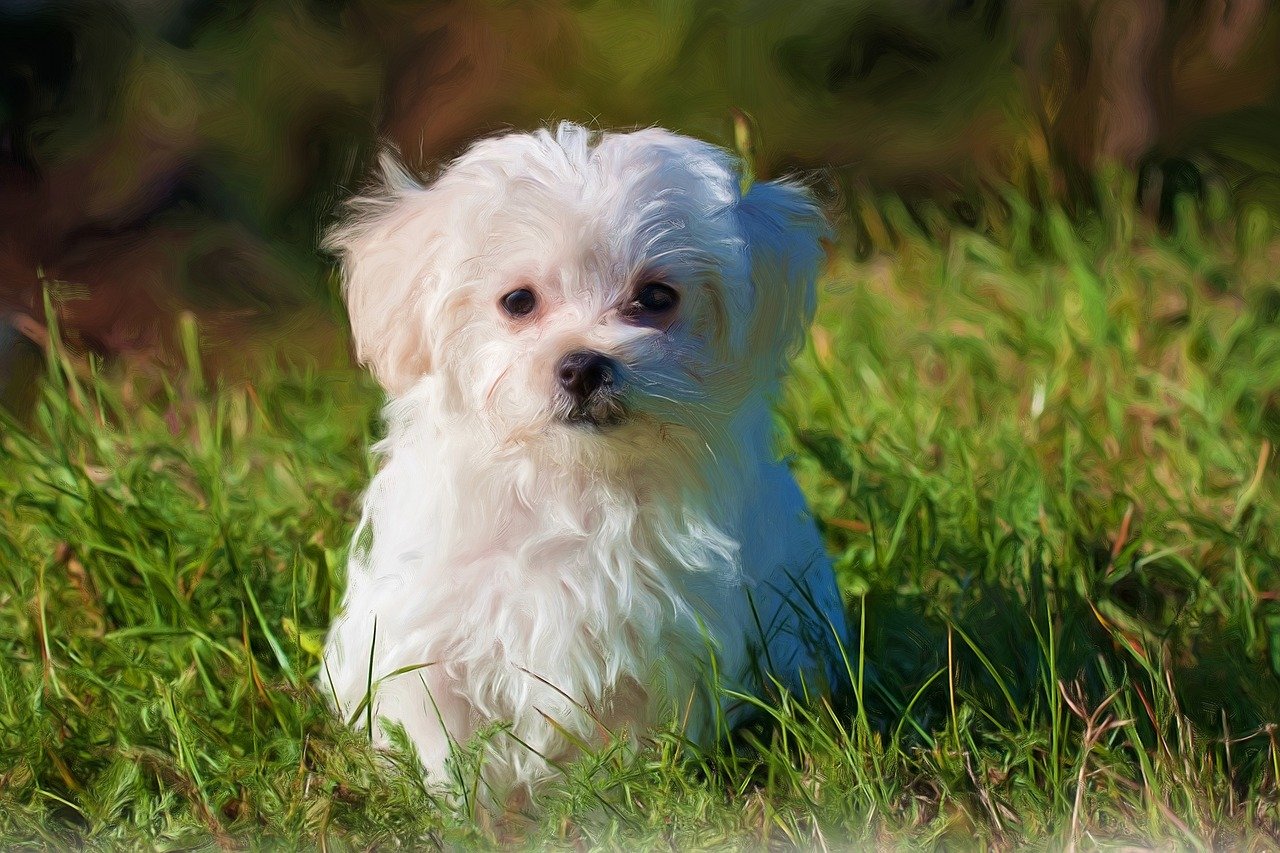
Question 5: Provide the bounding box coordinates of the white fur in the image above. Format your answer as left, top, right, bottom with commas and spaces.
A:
321, 123, 850, 804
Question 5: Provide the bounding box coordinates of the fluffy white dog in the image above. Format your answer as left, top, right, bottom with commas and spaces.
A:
321, 122, 850, 804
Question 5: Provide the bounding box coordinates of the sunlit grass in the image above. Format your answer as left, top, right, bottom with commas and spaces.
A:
1, 190, 1279, 848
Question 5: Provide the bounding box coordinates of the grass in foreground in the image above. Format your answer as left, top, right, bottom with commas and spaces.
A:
1, 190, 1280, 848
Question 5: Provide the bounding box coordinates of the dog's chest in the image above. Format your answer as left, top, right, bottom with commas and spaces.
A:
439, 483, 724, 718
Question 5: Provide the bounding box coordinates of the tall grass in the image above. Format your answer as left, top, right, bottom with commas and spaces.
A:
1, 189, 1278, 848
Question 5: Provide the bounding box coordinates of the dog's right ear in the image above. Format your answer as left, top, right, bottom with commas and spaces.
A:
325, 150, 448, 395
736, 178, 829, 373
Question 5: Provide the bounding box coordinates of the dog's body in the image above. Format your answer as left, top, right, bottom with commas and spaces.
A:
322, 123, 849, 799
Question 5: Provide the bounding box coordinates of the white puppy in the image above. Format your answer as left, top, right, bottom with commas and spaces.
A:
321, 122, 850, 804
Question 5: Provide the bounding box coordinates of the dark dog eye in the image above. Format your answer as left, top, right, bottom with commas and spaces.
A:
632, 282, 679, 314
501, 288, 537, 318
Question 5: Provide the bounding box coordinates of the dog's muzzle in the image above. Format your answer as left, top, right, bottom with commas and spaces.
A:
556, 350, 627, 428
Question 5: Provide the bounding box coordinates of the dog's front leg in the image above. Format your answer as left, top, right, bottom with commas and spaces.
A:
366, 662, 472, 783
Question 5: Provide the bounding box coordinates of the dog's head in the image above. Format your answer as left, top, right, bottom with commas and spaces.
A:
327, 123, 826, 450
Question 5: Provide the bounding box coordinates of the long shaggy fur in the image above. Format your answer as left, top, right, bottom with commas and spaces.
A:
321, 122, 850, 805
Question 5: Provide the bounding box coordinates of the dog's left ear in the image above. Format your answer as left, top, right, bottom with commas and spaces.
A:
325, 151, 451, 395
737, 179, 829, 374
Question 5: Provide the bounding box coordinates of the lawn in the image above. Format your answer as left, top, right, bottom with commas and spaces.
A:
2, 184, 1279, 849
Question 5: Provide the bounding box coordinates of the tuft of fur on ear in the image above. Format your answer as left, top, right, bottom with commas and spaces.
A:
324, 150, 444, 395
737, 179, 830, 379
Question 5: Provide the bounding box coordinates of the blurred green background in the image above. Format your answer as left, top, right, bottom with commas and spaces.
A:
2, 0, 1280, 382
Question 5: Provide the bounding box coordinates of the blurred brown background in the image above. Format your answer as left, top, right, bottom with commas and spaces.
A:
2, 0, 1279, 387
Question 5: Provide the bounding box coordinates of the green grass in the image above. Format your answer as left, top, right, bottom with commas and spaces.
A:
2, 188, 1280, 849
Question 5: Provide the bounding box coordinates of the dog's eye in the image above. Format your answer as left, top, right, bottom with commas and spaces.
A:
501, 288, 537, 318
631, 282, 679, 314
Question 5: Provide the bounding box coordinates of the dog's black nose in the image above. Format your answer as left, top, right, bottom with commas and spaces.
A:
557, 350, 617, 401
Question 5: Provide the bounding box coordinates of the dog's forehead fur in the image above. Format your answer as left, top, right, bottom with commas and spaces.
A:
436, 125, 748, 298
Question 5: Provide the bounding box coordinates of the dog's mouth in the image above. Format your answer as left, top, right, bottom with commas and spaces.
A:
557, 391, 629, 430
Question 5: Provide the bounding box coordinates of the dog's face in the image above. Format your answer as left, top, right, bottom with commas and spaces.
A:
328, 124, 826, 451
